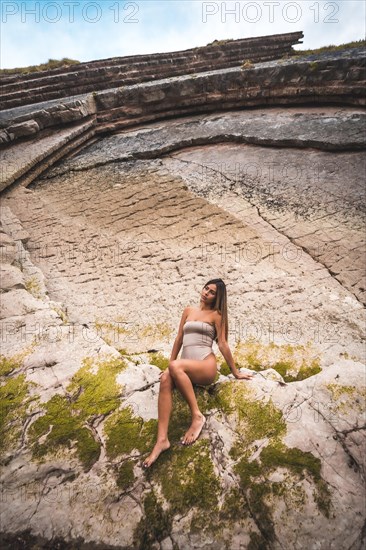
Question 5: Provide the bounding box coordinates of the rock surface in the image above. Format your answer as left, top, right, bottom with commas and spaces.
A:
1, 104, 365, 549
0, 42, 365, 550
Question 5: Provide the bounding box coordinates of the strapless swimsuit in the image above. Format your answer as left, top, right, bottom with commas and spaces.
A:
180, 321, 216, 361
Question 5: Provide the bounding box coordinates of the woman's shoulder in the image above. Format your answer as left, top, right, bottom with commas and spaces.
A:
212, 310, 222, 322
181, 305, 194, 318
184, 305, 197, 314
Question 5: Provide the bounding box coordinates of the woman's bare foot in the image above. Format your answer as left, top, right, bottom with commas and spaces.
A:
181, 413, 206, 445
143, 439, 170, 468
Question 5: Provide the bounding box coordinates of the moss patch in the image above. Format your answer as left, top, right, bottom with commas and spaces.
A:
211, 380, 332, 542
291, 39, 365, 57
140, 322, 173, 341
67, 356, 126, 417
232, 437, 332, 544
148, 438, 221, 535
0, 373, 36, 454
220, 486, 248, 522
94, 319, 173, 350
0, 57, 80, 75
220, 361, 231, 376
0, 354, 22, 376
24, 276, 42, 299
148, 351, 169, 371
29, 355, 127, 470
241, 59, 254, 69
133, 490, 173, 550
30, 393, 100, 470
233, 339, 321, 382
215, 382, 286, 459
116, 460, 135, 491
0, 348, 34, 376
104, 405, 157, 458
326, 383, 366, 414
260, 441, 331, 517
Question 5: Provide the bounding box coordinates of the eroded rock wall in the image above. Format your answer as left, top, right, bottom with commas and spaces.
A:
0, 31, 303, 110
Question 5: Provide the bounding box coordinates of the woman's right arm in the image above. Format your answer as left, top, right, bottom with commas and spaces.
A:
169, 306, 190, 361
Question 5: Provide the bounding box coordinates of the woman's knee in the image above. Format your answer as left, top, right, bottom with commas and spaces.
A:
168, 359, 181, 378
160, 370, 174, 389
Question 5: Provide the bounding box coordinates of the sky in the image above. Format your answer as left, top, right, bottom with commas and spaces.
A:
1, 0, 365, 69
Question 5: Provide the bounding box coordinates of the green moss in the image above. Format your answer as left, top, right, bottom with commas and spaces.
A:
233, 440, 332, 541
0, 374, 35, 453
325, 383, 366, 414
206, 39, 233, 46
261, 441, 331, 517
291, 39, 365, 58
148, 351, 169, 371
29, 355, 127, 470
0, 355, 21, 376
116, 460, 135, 491
215, 383, 286, 460
220, 361, 231, 376
50, 304, 68, 324
30, 394, 100, 470
220, 487, 248, 521
292, 360, 321, 381
233, 339, 321, 382
241, 59, 254, 69
67, 356, 126, 417
133, 490, 172, 550
24, 276, 42, 299
140, 322, 173, 341
0, 57, 80, 75
104, 406, 157, 458
273, 358, 321, 382
326, 383, 358, 398
217, 379, 333, 541
234, 457, 262, 488
309, 61, 318, 71
93, 319, 130, 348
247, 482, 275, 542
0, 348, 34, 376
248, 531, 268, 550
149, 438, 221, 533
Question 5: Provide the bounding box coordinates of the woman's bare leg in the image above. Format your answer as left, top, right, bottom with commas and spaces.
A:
168, 355, 217, 445
143, 371, 174, 468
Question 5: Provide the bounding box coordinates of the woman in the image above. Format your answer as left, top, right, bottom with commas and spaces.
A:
143, 278, 253, 468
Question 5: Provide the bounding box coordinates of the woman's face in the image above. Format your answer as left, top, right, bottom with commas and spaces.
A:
200, 283, 217, 307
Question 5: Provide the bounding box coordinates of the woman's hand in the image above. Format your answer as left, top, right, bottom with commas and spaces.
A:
234, 370, 254, 380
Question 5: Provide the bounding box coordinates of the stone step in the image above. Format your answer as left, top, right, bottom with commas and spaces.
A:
0, 118, 96, 192
0, 31, 303, 83
0, 44, 293, 96
0, 32, 303, 109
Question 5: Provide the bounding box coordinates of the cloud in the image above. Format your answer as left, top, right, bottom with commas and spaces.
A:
1, 0, 364, 69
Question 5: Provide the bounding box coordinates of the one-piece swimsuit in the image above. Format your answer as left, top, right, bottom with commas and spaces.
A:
180, 320, 216, 361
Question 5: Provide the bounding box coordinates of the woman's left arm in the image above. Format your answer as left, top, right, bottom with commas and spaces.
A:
214, 317, 253, 380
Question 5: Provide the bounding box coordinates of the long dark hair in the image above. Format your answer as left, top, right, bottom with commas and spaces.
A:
204, 278, 228, 343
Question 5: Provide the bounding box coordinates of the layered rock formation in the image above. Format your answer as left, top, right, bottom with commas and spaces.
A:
0, 33, 365, 550
0, 32, 304, 110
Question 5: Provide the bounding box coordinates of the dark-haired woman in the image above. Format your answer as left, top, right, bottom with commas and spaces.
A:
143, 278, 253, 468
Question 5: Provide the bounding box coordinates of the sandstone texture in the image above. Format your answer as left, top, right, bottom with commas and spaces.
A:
0, 35, 365, 550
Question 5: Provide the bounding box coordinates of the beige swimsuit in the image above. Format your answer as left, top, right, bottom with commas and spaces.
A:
180, 321, 216, 361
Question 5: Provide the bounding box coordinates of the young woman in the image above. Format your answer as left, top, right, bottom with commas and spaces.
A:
143, 278, 253, 468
